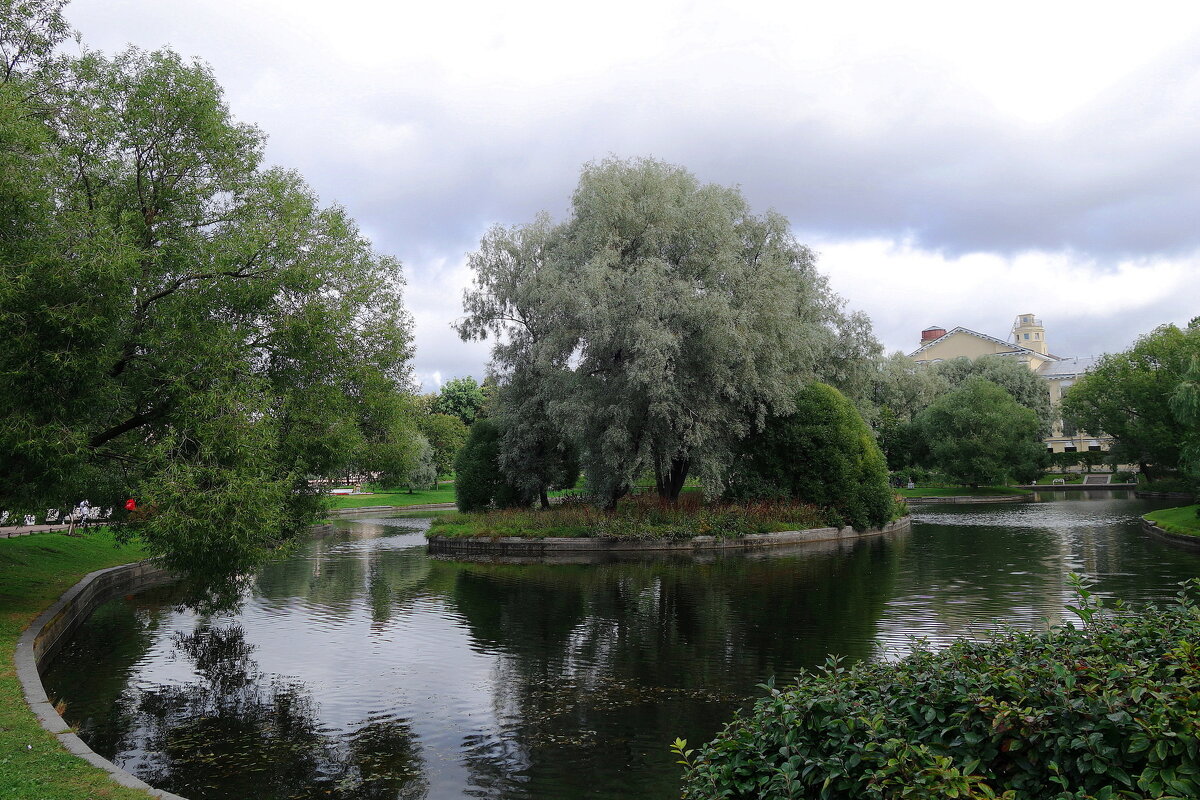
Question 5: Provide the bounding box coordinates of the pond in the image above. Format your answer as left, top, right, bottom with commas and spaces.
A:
43, 492, 1199, 800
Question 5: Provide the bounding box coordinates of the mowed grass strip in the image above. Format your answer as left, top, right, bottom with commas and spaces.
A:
896, 486, 1028, 498
1144, 504, 1200, 537
0, 528, 153, 800
326, 484, 457, 509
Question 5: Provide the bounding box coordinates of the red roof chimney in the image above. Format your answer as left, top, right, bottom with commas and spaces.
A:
920, 326, 946, 346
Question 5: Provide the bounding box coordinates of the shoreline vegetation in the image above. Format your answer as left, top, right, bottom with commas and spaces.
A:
428, 494, 906, 540
1143, 504, 1200, 537
678, 579, 1200, 799
0, 529, 152, 800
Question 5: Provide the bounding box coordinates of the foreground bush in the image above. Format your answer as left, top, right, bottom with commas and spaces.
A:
430, 493, 835, 540
678, 580, 1200, 800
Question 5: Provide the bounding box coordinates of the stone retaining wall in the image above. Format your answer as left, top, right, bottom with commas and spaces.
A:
1141, 518, 1200, 550
1134, 491, 1196, 500
427, 516, 911, 556
905, 494, 1034, 504
15, 561, 187, 799
327, 502, 456, 517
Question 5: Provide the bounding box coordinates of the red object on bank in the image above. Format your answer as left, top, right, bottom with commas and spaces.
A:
125, 498, 137, 511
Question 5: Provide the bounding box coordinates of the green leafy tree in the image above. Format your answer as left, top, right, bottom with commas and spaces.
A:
0, 8, 416, 578
405, 433, 438, 493
726, 383, 894, 530
459, 157, 854, 507
433, 376, 486, 426
1170, 352, 1200, 493
933, 355, 1055, 436
1062, 322, 1200, 479
417, 413, 469, 477
914, 377, 1046, 487
493, 367, 580, 508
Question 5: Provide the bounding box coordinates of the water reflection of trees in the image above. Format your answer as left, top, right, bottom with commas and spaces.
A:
120, 626, 429, 800
442, 536, 904, 799
254, 525, 433, 627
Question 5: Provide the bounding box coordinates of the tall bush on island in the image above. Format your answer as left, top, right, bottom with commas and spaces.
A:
726, 383, 894, 531
913, 377, 1046, 487
452, 419, 524, 512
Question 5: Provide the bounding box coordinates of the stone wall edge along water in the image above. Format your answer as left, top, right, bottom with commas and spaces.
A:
426, 515, 913, 556
16, 560, 188, 800
1141, 517, 1200, 550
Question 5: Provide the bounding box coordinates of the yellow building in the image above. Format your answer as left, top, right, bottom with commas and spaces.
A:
907, 314, 1109, 455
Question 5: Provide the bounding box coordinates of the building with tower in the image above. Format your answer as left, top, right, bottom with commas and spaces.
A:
907, 314, 1108, 455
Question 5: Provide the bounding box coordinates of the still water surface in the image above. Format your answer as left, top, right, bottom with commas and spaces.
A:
44, 492, 1199, 799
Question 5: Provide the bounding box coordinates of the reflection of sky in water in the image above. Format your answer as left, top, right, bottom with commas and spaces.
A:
43, 494, 1199, 800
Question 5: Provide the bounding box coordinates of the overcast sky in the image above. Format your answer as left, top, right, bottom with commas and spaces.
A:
67, 0, 1200, 390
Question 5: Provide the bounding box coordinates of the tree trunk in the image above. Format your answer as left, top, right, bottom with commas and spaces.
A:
661, 456, 690, 504
539, 489, 550, 509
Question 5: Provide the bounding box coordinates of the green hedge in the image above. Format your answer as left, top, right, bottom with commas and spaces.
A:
678, 579, 1200, 799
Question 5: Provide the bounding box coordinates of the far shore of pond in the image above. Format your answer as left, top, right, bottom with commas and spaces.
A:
895, 486, 1029, 498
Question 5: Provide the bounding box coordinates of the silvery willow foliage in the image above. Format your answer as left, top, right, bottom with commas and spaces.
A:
460, 157, 864, 505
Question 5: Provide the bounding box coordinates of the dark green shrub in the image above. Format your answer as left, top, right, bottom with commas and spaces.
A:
452, 419, 524, 512
678, 580, 1200, 800
1138, 476, 1196, 494
726, 383, 894, 530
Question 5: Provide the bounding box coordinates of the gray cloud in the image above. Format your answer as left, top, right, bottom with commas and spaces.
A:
66, 3, 1200, 388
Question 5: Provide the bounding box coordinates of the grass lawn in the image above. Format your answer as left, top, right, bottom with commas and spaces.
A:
896, 486, 1029, 498
1030, 475, 1086, 485
0, 528, 152, 800
327, 484, 456, 509
1144, 504, 1200, 537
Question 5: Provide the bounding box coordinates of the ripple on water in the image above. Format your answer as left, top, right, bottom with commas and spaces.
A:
40, 494, 1200, 800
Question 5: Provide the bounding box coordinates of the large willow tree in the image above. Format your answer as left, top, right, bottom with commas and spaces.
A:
0, 1, 415, 576
460, 157, 859, 505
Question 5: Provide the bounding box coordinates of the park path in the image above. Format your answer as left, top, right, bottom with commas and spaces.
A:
1, 521, 94, 539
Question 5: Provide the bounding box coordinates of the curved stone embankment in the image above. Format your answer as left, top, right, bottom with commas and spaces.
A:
327, 502, 456, 517
426, 516, 911, 557
16, 561, 188, 800
1141, 518, 1200, 550
905, 493, 1034, 504
1134, 491, 1196, 501
1019, 483, 1137, 491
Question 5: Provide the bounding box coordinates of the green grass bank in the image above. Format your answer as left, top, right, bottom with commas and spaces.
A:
326, 484, 456, 509
1144, 504, 1200, 537
0, 529, 151, 800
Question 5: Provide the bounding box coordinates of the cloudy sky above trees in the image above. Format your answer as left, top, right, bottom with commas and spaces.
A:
69, 0, 1200, 390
